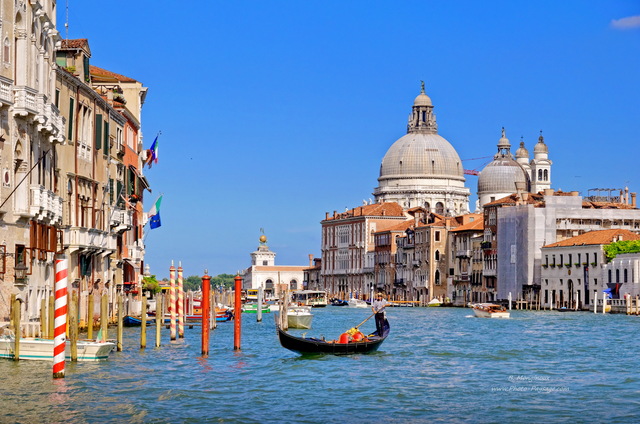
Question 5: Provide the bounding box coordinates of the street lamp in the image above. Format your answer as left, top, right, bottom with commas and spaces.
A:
14, 262, 28, 281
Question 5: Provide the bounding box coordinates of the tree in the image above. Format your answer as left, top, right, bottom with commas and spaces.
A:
184, 275, 203, 292
211, 274, 235, 290
604, 240, 640, 262
142, 275, 162, 294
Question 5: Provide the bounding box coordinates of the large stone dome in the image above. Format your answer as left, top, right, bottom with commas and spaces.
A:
379, 133, 464, 179
373, 83, 469, 215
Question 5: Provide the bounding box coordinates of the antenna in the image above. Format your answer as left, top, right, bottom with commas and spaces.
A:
65, 0, 69, 39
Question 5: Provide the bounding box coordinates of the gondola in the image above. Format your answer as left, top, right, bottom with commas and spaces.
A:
276, 318, 390, 355
123, 315, 154, 327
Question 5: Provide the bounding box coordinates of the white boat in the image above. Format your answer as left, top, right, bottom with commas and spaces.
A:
472, 303, 510, 319
287, 306, 313, 329
291, 290, 328, 307
427, 298, 442, 307
0, 335, 116, 361
347, 298, 368, 308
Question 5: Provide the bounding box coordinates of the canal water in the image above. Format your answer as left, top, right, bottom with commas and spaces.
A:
1, 307, 638, 423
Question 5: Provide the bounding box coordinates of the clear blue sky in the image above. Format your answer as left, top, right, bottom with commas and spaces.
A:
61, 1, 640, 279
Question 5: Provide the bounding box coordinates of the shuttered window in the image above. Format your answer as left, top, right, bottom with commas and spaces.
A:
67, 98, 75, 142
95, 114, 103, 150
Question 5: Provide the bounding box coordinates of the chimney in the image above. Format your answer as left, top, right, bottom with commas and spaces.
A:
308, 254, 313, 267
544, 189, 554, 196
570, 191, 579, 196
325, 212, 329, 220
632, 193, 637, 208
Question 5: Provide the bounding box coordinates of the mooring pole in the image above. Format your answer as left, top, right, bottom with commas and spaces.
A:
177, 262, 185, 338
53, 255, 68, 378
201, 271, 211, 357
234, 274, 242, 350
169, 261, 177, 340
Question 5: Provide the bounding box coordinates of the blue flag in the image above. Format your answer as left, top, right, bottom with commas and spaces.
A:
149, 211, 161, 229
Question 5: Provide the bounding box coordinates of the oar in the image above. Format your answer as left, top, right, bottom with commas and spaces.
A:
346, 310, 378, 334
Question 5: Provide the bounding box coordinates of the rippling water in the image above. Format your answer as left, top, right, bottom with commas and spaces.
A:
1, 307, 639, 423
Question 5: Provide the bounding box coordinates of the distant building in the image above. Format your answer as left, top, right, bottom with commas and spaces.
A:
320, 202, 408, 298
489, 190, 640, 304
242, 234, 308, 298
540, 229, 640, 308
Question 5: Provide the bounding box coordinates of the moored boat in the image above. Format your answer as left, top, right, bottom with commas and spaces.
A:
287, 306, 313, 329
330, 298, 349, 306
472, 303, 510, 318
0, 335, 115, 361
277, 318, 390, 355
427, 298, 442, 307
242, 302, 271, 313
347, 298, 368, 308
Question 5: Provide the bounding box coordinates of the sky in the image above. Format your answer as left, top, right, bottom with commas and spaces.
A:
59, 1, 640, 280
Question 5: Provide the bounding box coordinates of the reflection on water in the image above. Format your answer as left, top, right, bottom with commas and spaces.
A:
1, 308, 639, 423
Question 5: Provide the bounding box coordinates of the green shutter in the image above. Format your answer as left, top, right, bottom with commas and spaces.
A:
104, 121, 110, 156
116, 181, 123, 206
67, 98, 75, 142
95, 114, 102, 150
109, 179, 114, 204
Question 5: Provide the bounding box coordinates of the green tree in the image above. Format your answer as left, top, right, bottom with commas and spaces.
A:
211, 274, 235, 290
142, 275, 162, 294
603, 240, 640, 262
184, 275, 203, 292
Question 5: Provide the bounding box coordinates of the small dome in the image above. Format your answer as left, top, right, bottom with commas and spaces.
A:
534, 134, 548, 154
478, 158, 529, 194
515, 141, 529, 159
413, 92, 432, 107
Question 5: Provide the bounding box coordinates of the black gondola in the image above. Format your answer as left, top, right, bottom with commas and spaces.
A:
330, 298, 349, 306
276, 318, 390, 355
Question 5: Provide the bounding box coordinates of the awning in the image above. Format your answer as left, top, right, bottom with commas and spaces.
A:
128, 165, 151, 192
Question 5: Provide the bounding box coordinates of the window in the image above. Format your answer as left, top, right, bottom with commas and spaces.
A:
3, 38, 9, 66
624, 269, 628, 283
435, 231, 440, 241
435, 250, 440, 261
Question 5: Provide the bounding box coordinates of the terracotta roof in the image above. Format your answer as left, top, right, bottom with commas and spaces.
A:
582, 201, 636, 210
450, 218, 484, 232
484, 193, 544, 207
90, 65, 138, 83
61, 39, 89, 49
543, 229, 640, 248
324, 202, 405, 220
382, 221, 414, 232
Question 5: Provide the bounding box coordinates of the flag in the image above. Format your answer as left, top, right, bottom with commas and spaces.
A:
146, 136, 159, 168
148, 195, 163, 229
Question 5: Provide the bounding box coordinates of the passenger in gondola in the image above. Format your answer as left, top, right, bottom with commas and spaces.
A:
372, 293, 389, 334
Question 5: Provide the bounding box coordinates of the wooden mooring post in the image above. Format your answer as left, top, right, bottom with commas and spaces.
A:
117, 294, 123, 351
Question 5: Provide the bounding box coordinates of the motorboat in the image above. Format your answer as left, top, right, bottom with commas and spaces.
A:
472, 303, 510, 318
0, 335, 115, 361
427, 298, 442, 307
287, 306, 313, 329
347, 298, 368, 308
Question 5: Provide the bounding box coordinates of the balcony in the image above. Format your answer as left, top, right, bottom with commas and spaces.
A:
456, 249, 472, 257
480, 241, 492, 249
30, 185, 63, 224
110, 207, 133, 233
65, 227, 117, 255
13, 86, 38, 117
0, 76, 13, 106
127, 242, 145, 263
483, 268, 496, 277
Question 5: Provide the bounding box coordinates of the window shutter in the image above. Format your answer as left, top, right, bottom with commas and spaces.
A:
104, 121, 110, 155
95, 114, 103, 150
67, 98, 75, 142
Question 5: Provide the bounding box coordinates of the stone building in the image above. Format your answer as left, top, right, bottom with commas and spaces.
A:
540, 229, 640, 309
0, 1, 64, 323
450, 214, 484, 305
242, 234, 308, 298
320, 202, 407, 298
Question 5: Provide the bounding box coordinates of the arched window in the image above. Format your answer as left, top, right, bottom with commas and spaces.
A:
435, 270, 440, 285
435, 250, 440, 261
424, 202, 430, 211
543, 169, 548, 181
624, 269, 628, 283
538, 169, 543, 181
289, 279, 297, 290
608, 269, 612, 283
3, 38, 9, 66
435, 202, 444, 214
616, 269, 620, 283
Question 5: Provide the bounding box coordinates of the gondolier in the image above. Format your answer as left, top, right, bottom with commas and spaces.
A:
371, 293, 389, 334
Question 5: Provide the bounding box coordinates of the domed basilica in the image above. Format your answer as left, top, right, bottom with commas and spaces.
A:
374, 83, 552, 214
373, 82, 470, 215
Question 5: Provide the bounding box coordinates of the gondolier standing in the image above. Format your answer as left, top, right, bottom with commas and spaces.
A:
372, 293, 389, 334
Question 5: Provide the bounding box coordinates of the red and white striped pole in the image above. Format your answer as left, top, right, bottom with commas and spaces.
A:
53, 255, 68, 378
169, 261, 177, 340
177, 262, 184, 338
